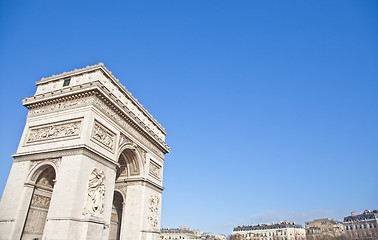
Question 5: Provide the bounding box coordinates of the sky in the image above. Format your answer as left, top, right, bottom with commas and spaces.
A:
0, 0, 377, 236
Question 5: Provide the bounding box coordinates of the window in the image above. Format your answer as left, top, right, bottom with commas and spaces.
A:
63, 78, 71, 87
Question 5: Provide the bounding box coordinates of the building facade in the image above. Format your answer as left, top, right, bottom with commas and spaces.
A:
343, 210, 378, 239
305, 218, 344, 239
232, 222, 306, 240
0, 63, 170, 240
160, 227, 199, 239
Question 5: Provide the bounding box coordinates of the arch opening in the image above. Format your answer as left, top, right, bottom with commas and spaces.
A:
116, 148, 140, 180
21, 165, 56, 240
108, 191, 123, 240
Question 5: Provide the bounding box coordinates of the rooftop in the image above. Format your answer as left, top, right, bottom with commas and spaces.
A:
234, 221, 304, 231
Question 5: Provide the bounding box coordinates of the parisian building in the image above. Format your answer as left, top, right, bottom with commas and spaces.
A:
305, 218, 344, 239
232, 221, 306, 240
160, 227, 199, 239
160, 227, 226, 240
343, 210, 378, 239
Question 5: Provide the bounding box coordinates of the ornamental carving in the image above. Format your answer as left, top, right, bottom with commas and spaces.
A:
114, 184, 127, 196
26, 120, 81, 144
31, 194, 51, 209
29, 95, 94, 116
83, 168, 106, 216
147, 195, 160, 228
93, 97, 165, 158
119, 133, 132, 147
91, 121, 115, 152
149, 160, 161, 181
137, 146, 147, 166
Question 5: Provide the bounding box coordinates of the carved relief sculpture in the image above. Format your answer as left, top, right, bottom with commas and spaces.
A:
118, 133, 132, 147
91, 121, 115, 152
83, 168, 106, 217
26, 120, 81, 144
147, 195, 160, 228
31, 195, 51, 209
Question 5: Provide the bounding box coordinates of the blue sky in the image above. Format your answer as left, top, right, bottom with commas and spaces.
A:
0, 0, 377, 235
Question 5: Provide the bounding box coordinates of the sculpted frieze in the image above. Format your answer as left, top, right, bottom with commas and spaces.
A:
31, 194, 51, 209
26, 91, 166, 158
91, 121, 115, 152
28, 94, 94, 116
93, 97, 165, 159
26, 120, 81, 144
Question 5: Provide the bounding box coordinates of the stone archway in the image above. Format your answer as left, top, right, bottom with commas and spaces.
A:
117, 146, 141, 179
109, 146, 142, 240
108, 191, 124, 240
21, 165, 56, 240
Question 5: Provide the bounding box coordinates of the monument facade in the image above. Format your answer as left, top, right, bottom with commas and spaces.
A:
0, 63, 170, 240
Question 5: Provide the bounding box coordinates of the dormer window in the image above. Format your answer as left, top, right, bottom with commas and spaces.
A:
63, 78, 71, 87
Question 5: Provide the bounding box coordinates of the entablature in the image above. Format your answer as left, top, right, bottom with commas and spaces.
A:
32, 63, 166, 141
23, 80, 170, 155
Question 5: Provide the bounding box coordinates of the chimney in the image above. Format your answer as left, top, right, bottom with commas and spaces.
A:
351, 212, 355, 216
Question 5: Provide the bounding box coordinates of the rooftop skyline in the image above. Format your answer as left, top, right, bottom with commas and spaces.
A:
0, 0, 377, 235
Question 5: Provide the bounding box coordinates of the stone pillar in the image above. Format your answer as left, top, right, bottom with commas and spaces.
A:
42, 154, 117, 240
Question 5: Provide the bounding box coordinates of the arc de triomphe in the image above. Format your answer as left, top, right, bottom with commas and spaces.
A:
0, 63, 170, 240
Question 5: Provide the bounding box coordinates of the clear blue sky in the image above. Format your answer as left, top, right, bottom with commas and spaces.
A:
0, 0, 377, 235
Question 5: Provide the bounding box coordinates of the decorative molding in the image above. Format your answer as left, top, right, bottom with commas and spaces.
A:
13, 146, 118, 170
24, 88, 169, 157
28, 94, 95, 116
149, 160, 162, 181
147, 195, 160, 229
35, 63, 167, 137
46, 217, 108, 226
26, 119, 82, 144
137, 146, 147, 166
37, 63, 105, 83
118, 133, 132, 147
91, 120, 116, 152
114, 183, 127, 196
93, 97, 166, 158
29, 158, 61, 170
83, 168, 106, 217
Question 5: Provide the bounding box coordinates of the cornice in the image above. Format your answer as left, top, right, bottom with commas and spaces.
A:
116, 177, 164, 192
22, 81, 170, 153
12, 145, 118, 170
35, 63, 167, 136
